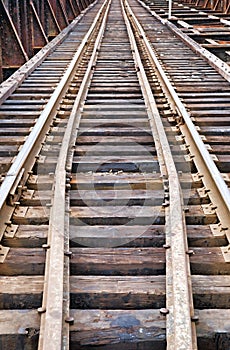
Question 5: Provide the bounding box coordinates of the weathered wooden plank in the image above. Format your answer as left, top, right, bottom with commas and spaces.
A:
71, 247, 228, 275
70, 275, 165, 309
1, 275, 229, 310
69, 205, 217, 225
0, 276, 43, 309
0, 136, 26, 145
1, 247, 228, 276
22, 189, 165, 207
28, 172, 197, 191
0, 157, 14, 172
13, 204, 217, 226
70, 309, 230, 349
3, 223, 226, 249
74, 144, 155, 154
1, 248, 45, 276
71, 275, 230, 309
2, 225, 48, 248
192, 275, 230, 308
0, 310, 40, 350
0, 309, 229, 349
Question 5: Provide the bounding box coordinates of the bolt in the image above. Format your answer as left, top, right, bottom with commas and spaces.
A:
18, 327, 29, 335
160, 308, 169, 315
186, 250, 194, 256
42, 244, 50, 250
65, 317, 74, 325
37, 307, 46, 314
64, 251, 73, 258
5, 221, 12, 226
66, 184, 71, 190
191, 315, 199, 322
163, 244, 171, 249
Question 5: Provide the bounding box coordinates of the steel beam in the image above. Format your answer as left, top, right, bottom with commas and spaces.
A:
0, 0, 28, 81
0, 0, 94, 82
181, 0, 229, 12
49, 0, 69, 29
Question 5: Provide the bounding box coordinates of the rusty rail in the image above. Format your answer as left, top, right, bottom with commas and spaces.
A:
38, 0, 111, 348
122, 0, 197, 348
138, 0, 230, 259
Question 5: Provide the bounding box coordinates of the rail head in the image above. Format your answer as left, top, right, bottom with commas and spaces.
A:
38, 0, 111, 348
122, 0, 197, 348
130, 0, 230, 236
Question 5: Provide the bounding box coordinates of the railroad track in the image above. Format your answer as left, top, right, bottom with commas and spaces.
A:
142, 0, 230, 63
0, 0, 230, 349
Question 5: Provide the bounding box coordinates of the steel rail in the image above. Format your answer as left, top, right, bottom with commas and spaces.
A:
122, 0, 197, 348
129, 0, 230, 248
0, 0, 108, 243
38, 0, 111, 348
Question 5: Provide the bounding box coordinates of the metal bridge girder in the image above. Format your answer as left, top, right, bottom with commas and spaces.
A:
0, 0, 93, 82
0, 0, 28, 80
182, 0, 230, 13
48, 0, 69, 29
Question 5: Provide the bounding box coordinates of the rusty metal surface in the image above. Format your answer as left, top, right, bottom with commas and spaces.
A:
123, 1, 196, 347
0, 1, 96, 105
180, 0, 230, 14
38, 1, 111, 347
0, 0, 94, 82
